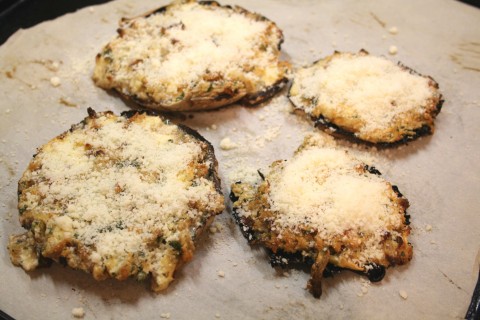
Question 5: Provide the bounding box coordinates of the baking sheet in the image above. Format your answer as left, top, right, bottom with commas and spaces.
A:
0, 0, 479, 319
0, 0, 112, 45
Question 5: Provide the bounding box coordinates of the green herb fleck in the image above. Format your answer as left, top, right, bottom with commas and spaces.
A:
176, 92, 185, 102
207, 83, 213, 92
116, 159, 141, 169
19, 206, 27, 215
136, 271, 147, 281
102, 47, 113, 62
168, 240, 182, 253
116, 220, 125, 230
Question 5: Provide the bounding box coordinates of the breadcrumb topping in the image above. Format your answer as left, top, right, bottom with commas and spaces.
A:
9, 111, 224, 291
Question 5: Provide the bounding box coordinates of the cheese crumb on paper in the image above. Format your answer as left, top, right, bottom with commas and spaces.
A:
388, 26, 399, 34
219, 137, 237, 150
72, 307, 85, 318
50, 76, 61, 87
388, 45, 398, 55
399, 290, 408, 300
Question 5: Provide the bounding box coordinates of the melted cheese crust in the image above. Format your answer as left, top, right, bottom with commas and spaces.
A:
231, 136, 412, 294
289, 51, 442, 143
9, 110, 224, 292
93, 1, 289, 111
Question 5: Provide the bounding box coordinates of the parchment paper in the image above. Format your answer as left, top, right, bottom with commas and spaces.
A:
0, 0, 479, 319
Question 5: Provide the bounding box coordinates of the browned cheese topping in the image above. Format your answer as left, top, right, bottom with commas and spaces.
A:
8, 109, 224, 291
93, 0, 290, 111
231, 135, 412, 297
289, 51, 443, 143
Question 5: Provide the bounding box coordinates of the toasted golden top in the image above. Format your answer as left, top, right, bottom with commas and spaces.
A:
9, 110, 224, 291
93, 1, 289, 111
231, 136, 412, 296
289, 51, 442, 143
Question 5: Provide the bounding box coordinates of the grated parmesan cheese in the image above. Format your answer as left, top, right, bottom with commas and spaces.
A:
93, 1, 287, 110
72, 307, 85, 318
10, 111, 225, 291
266, 147, 404, 266
293, 54, 432, 132
219, 137, 237, 150
289, 51, 441, 143
50, 76, 61, 87
388, 26, 399, 34
389, 45, 398, 55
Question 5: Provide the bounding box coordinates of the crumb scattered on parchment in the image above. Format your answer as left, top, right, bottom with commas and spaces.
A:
389, 45, 398, 55
399, 290, 408, 300
206, 123, 218, 131
59, 97, 77, 107
213, 222, 222, 232
217, 270, 225, 278
388, 26, 399, 34
50, 61, 60, 72
160, 313, 171, 319
50, 76, 61, 87
72, 307, 85, 318
219, 137, 237, 150
357, 278, 371, 297
5, 68, 15, 79
425, 224, 432, 232
32, 59, 61, 72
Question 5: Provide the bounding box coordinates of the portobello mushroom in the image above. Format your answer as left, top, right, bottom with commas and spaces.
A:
8, 108, 225, 292
93, 0, 290, 112
288, 50, 443, 144
230, 135, 413, 298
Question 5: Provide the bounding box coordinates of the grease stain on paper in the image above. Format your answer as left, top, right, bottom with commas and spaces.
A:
450, 42, 480, 73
